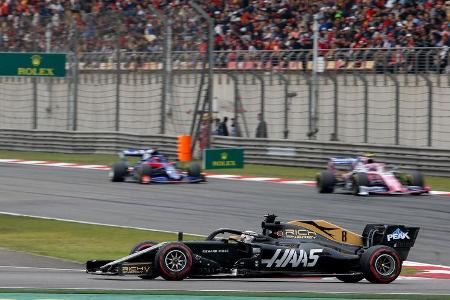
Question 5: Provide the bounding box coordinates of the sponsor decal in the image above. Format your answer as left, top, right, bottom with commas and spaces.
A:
301, 221, 337, 239
262, 248, 323, 268
122, 263, 152, 274
282, 229, 317, 239
202, 249, 229, 253
387, 228, 410, 241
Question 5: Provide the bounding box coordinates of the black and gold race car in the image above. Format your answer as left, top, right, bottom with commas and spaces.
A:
86, 214, 419, 284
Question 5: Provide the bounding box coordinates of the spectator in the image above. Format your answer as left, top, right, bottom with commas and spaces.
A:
255, 113, 267, 138
218, 116, 229, 136
212, 118, 221, 135
230, 117, 239, 137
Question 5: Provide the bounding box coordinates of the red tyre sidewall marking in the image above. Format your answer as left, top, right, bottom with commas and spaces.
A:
158, 244, 193, 279
369, 248, 401, 283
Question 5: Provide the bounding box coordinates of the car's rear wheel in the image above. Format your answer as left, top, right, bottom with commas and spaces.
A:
109, 161, 128, 182
317, 171, 335, 193
336, 274, 364, 283
352, 172, 369, 195
136, 165, 152, 184
129, 241, 158, 279
187, 163, 201, 177
408, 171, 424, 187
155, 243, 193, 281
360, 245, 402, 284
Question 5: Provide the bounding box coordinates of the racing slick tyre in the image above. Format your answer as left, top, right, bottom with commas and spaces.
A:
136, 165, 152, 184
109, 161, 128, 182
155, 242, 193, 281
360, 245, 402, 284
316, 171, 335, 193
129, 241, 159, 279
187, 163, 201, 178
352, 172, 369, 195
336, 274, 365, 283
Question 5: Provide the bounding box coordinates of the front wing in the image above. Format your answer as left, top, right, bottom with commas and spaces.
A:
357, 185, 430, 196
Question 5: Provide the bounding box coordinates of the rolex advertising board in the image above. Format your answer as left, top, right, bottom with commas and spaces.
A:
0, 53, 66, 77
203, 148, 244, 170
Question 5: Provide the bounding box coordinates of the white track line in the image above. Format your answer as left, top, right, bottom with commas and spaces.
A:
0, 211, 204, 237
0, 265, 82, 272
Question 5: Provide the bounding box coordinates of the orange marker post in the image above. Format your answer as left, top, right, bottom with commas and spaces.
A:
178, 135, 192, 161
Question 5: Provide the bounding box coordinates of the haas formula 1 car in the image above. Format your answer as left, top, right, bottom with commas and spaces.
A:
86, 214, 419, 283
109, 149, 205, 184
316, 156, 430, 196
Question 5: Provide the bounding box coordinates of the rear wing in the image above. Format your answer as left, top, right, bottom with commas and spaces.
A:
119, 149, 155, 159
362, 224, 420, 260
328, 157, 356, 170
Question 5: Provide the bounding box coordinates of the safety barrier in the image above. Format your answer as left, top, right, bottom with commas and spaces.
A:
0, 129, 449, 177
0, 130, 179, 158
212, 136, 450, 178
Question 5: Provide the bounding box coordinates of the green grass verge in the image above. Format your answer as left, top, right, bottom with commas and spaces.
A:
0, 214, 202, 263
1, 150, 449, 190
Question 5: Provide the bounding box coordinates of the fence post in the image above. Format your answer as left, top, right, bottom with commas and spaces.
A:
386, 73, 400, 145
191, 1, 214, 150
72, 53, 79, 131
227, 73, 249, 137
68, 19, 79, 131
274, 73, 290, 139
419, 74, 433, 147
148, 5, 168, 135
32, 78, 37, 129
355, 74, 368, 143
325, 73, 338, 141
32, 21, 38, 129
115, 48, 121, 132
251, 72, 265, 121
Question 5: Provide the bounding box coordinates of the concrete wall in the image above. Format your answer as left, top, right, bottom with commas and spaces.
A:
0, 72, 449, 149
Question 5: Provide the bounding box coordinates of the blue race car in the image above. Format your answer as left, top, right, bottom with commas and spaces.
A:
108, 149, 206, 184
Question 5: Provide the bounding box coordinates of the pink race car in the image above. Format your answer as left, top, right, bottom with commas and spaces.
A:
316, 156, 430, 196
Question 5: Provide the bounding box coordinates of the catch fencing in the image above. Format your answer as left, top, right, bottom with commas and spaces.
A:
0, 7, 450, 152
0, 62, 449, 149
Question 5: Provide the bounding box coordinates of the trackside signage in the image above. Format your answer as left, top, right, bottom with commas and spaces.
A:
203, 148, 244, 169
0, 52, 66, 77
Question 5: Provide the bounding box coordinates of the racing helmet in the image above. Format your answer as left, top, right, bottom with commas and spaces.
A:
240, 230, 258, 243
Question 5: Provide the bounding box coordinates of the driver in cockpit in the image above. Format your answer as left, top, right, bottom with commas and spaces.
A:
239, 231, 259, 243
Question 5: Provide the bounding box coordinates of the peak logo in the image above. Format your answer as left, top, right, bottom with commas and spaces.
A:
262, 248, 323, 268
387, 228, 410, 241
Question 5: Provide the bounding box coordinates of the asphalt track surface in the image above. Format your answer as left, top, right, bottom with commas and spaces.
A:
0, 163, 449, 294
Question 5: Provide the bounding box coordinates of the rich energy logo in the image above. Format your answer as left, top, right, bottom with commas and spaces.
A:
122, 264, 151, 274
387, 228, 410, 241
283, 229, 317, 239
262, 249, 323, 268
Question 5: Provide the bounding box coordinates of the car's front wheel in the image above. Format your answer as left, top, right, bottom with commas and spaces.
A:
155, 243, 193, 281
360, 245, 402, 284
187, 163, 202, 177
352, 172, 369, 195
317, 171, 335, 193
129, 241, 159, 279
109, 161, 128, 182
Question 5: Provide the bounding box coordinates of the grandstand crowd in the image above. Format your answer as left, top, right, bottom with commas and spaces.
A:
0, 0, 449, 71
0, 0, 450, 73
